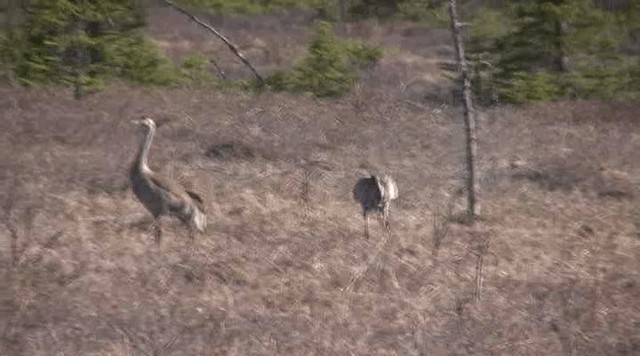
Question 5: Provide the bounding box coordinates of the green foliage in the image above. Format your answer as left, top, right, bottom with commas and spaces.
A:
396, 0, 447, 24
347, 0, 398, 19
468, 0, 640, 103
180, 0, 448, 22
346, 0, 446, 23
266, 21, 382, 98
178, 0, 324, 14
468, 7, 514, 52
177, 53, 219, 86
0, 0, 183, 94
343, 39, 384, 68
106, 35, 179, 86
265, 69, 290, 91
0, 30, 27, 83
497, 71, 562, 103
629, 64, 640, 100
287, 21, 356, 97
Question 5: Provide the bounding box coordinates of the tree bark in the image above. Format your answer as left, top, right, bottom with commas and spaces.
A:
161, 0, 266, 85
72, 17, 86, 100
338, 0, 347, 21
448, 0, 480, 220
556, 20, 571, 72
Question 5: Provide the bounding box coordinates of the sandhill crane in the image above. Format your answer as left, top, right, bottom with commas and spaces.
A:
353, 173, 398, 239
130, 116, 206, 245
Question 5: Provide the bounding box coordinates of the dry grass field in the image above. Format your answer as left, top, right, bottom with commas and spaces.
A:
0, 7, 639, 356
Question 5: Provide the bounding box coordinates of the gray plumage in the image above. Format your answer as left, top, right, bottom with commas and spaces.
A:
353, 173, 398, 239
130, 116, 206, 244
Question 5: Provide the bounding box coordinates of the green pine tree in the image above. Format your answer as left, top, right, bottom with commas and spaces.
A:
288, 21, 356, 97
471, 0, 635, 102
2, 0, 175, 96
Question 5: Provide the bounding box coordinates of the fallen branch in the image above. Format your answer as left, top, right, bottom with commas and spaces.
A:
161, 0, 266, 85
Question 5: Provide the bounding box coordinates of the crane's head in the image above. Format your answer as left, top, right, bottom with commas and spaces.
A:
132, 116, 156, 131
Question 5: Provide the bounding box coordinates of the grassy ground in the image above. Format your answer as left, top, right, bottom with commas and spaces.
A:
0, 7, 639, 356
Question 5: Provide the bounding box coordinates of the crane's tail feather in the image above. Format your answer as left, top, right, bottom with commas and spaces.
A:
192, 208, 207, 232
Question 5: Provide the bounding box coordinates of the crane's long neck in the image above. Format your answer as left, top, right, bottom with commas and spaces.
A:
136, 125, 155, 171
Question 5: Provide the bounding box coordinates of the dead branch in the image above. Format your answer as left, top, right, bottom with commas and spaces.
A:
161, 0, 266, 85
209, 57, 227, 80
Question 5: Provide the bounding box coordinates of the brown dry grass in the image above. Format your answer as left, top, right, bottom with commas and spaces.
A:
0, 8, 639, 356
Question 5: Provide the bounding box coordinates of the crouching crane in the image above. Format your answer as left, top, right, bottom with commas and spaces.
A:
353, 173, 398, 239
130, 116, 207, 245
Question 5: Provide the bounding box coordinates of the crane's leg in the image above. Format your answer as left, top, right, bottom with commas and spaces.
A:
383, 205, 391, 234
153, 219, 162, 246
364, 211, 370, 239
185, 227, 196, 256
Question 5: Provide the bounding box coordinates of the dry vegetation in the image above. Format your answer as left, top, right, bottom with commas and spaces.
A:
1, 7, 639, 355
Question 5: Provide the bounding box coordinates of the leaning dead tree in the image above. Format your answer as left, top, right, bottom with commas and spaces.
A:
448, 0, 480, 220
161, 0, 266, 85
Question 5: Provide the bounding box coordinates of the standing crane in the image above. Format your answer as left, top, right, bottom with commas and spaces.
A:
353, 173, 399, 239
130, 116, 207, 245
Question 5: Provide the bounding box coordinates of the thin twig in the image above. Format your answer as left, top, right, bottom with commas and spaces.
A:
162, 0, 266, 85
209, 57, 227, 80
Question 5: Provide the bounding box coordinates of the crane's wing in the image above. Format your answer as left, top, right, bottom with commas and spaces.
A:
146, 173, 192, 209
186, 190, 206, 212
386, 178, 398, 200
375, 175, 398, 202
186, 190, 204, 204
374, 176, 387, 201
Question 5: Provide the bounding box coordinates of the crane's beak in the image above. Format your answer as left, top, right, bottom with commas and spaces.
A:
131, 119, 143, 126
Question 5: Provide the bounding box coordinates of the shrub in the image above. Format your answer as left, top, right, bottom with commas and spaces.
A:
1, 1, 182, 94
497, 71, 563, 103
267, 21, 382, 97
106, 35, 179, 86
177, 53, 219, 86
179, 0, 324, 14
265, 70, 290, 91
0, 30, 27, 84
468, 0, 640, 103
343, 39, 383, 68
288, 22, 356, 97
344, 0, 448, 24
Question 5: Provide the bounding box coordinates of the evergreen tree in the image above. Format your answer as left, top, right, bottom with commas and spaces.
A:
474, 0, 634, 102
266, 20, 381, 97
2, 0, 174, 96
287, 21, 356, 97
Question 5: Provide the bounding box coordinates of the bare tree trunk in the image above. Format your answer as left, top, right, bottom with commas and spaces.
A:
448, 0, 480, 220
338, 0, 347, 21
161, 0, 266, 85
3, 0, 17, 84
72, 17, 86, 100
556, 20, 571, 72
